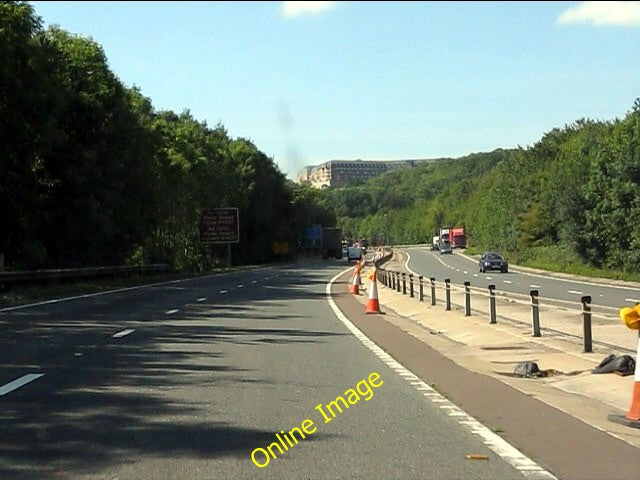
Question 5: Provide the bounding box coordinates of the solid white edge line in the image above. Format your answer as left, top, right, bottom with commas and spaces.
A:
326, 269, 558, 480
0, 373, 44, 396
0, 270, 244, 313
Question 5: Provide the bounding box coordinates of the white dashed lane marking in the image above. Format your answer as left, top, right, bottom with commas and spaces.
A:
165, 309, 179, 315
112, 328, 135, 338
0, 374, 44, 396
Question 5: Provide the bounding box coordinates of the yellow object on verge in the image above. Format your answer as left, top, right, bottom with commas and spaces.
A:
620, 305, 640, 330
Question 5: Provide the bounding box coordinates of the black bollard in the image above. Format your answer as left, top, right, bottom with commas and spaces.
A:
445, 279, 451, 311
488, 284, 496, 324
430, 277, 436, 306
530, 290, 541, 337
581, 295, 592, 353
464, 281, 471, 316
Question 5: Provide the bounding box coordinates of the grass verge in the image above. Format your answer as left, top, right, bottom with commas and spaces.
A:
516, 246, 640, 283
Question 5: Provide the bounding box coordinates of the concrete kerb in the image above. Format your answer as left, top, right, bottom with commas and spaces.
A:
356, 250, 640, 449
367, 249, 628, 355
383, 249, 636, 352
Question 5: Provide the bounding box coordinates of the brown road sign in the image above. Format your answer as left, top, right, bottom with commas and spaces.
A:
200, 208, 239, 243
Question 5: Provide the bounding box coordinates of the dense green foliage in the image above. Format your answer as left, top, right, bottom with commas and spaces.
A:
1, 2, 333, 270
322, 101, 640, 276
4, 2, 639, 278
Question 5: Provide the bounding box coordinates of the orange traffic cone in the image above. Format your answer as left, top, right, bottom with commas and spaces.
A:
365, 268, 382, 314
349, 267, 360, 294
608, 308, 640, 429
626, 374, 640, 422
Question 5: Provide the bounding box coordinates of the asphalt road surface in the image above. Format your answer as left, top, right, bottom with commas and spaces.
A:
1, 262, 537, 480
402, 247, 640, 310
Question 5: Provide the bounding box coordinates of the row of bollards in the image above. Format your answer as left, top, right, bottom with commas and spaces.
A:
379, 270, 594, 353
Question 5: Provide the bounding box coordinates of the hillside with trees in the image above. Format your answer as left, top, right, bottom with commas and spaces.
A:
321, 100, 640, 279
3, 2, 639, 281
1, 1, 333, 271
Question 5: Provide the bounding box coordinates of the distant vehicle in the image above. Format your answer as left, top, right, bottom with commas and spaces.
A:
440, 243, 452, 254
479, 252, 508, 273
347, 246, 363, 262
430, 235, 439, 251
438, 227, 451, 250
358, 238, 368, 254
450, 227, 466, 248
321, 227, 342, 259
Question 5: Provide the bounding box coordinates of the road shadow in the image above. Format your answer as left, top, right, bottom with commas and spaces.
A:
0, 264, 346, 478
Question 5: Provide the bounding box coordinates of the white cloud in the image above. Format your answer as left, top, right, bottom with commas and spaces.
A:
283, 1, 335, 18
557, 1, 640, 26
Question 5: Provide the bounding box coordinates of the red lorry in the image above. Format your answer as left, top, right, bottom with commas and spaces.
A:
450, 227, 466, 248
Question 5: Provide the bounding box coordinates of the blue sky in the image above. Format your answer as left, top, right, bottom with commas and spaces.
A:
29, 1, 640, 179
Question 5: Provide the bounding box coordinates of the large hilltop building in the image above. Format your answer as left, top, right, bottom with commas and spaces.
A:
296, 159, 436, 188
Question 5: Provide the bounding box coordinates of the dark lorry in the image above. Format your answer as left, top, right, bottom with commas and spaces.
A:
322, 227, 343, 259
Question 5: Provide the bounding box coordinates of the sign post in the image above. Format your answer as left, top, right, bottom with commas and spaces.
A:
200, 208, 240, 266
